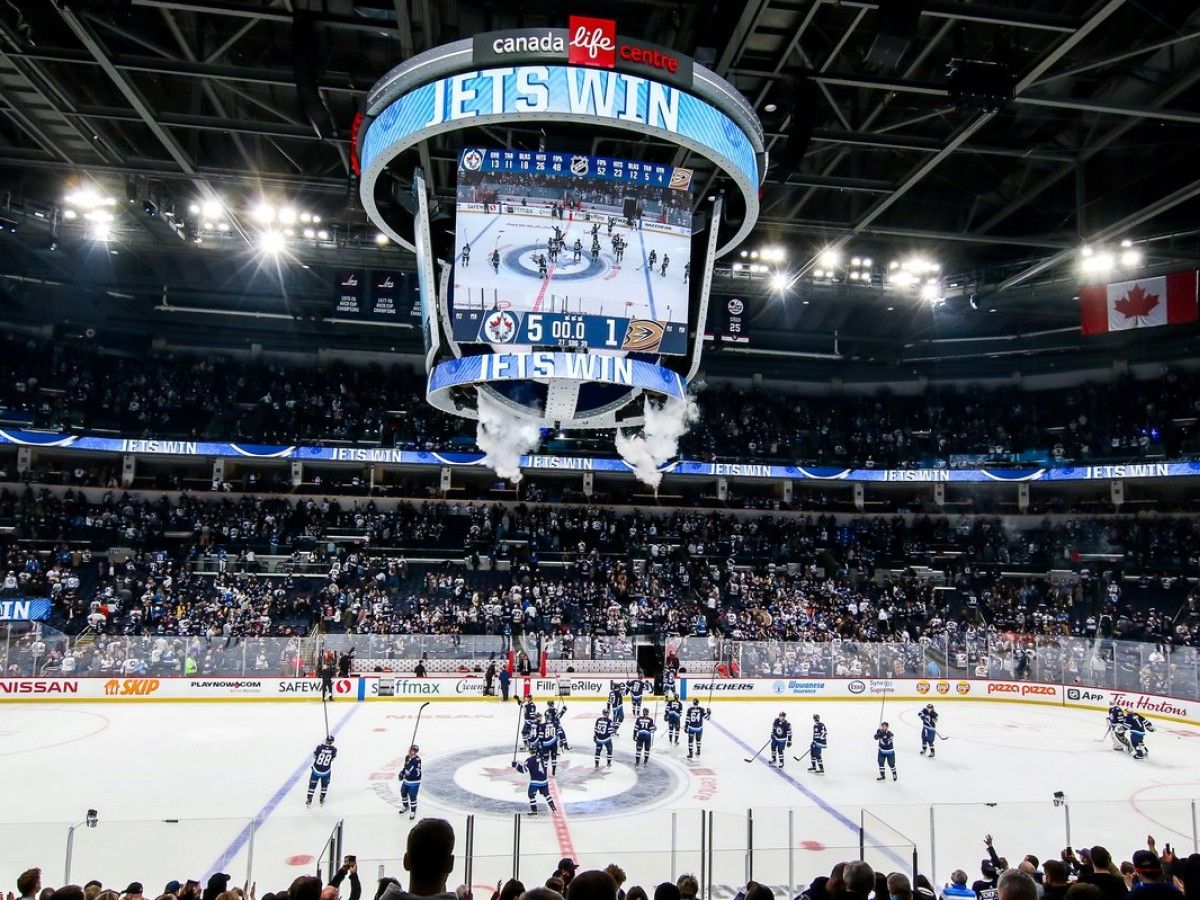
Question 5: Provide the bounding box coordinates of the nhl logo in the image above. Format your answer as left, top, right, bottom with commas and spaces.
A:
461, 148, 484, 171
727, 298, 744, 315
482, 310, 517, 343
570, 156, 590, 177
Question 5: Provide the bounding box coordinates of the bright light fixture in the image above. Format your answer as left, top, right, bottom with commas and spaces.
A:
862, 257, 872, 267
1120, 238, 1133, 248
1120, 248, 1142, 268
260, 230, 286, 255
188, 203, 200, 215
921, 281, 942, 302
819, 247, 841, 268
90, 221, 111, 242
303, 228, 315, 239
317, 229, 329, 240
374, 233, 389, 245
252, 202, 275, 225
201, 199, 221, 219
279, 207, 297, 225
770, 271, 789, 293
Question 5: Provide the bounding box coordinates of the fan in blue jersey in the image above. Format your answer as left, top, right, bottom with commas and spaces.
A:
512, 751, 557, 816
608, 684, 626, 725
594, 708, 618, 768
1124, 710, 1155, 759
632, 710, 657, 767
808, 714, 827, 775
399, 745, 422, 820
769, 712, 793, 768
875, 722, 897, 781
919, 704, 939, 758
627, 677, 649, 714
306, 736, 337, 807
685, 699, 711, 759
521, 699, 539, 750
546, 700, 570, 750
664, 693, 683, 745
536, 715, 562, 775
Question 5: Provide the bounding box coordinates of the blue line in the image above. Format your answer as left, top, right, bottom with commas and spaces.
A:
207, 703, 361, 879
708, 719, 909, 870
635, 221, 658, 320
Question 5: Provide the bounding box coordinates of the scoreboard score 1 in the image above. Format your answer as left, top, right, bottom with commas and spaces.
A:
452, 308, 689, 355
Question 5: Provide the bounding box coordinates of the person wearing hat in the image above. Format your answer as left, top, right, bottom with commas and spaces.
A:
400, 745, 423, 821
121, 885, 143, 900
553, 861, 577, 892
1130, 848, 1181, 899
163, 883, 182, 898
202, 875, 230, 900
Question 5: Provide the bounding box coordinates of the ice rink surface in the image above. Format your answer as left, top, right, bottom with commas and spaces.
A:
453, 210, 691, 322
6, 697, 1200, 897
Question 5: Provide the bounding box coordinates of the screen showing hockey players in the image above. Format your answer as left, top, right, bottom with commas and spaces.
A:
450, 147, 693, 355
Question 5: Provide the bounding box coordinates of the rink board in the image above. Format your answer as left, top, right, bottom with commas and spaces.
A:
1, 675, 1195, 724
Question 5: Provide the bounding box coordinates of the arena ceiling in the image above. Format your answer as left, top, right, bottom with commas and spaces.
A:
1, 0, 1200, 379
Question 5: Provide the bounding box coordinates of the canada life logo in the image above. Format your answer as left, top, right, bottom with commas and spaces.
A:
569, 16, 616, 68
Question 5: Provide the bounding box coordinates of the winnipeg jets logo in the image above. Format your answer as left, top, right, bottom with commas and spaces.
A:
482, 310, 517, 343
340, 273, 359, 287
727, 298, 744, 315
570, 156, 590, 177
461, 149, 484, 171
378, 276, 395, 289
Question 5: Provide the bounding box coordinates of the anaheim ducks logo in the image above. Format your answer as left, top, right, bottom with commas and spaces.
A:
621, 319, 665, 352
669, 167, 693, 190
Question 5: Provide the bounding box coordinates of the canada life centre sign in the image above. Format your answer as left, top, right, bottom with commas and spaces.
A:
357, 14, 766, 259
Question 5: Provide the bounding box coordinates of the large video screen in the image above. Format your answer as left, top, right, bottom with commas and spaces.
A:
450, 147, 693, 355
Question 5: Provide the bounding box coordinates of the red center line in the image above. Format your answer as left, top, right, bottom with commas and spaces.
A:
546, 774, 578, 863
531, 223, 572, 314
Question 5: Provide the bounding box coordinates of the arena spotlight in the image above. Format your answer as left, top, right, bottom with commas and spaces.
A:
259, 229, 286, 255
770, 271, 790, 293
200, 198, 222, 219
1120, 247, 1142, 268
90, 222, 111, 242
252, 202, 275, 225
819, 247, 841, 268
374, 233, 389, 245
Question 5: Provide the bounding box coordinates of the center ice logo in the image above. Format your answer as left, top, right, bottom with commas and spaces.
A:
482, 310, 518, 343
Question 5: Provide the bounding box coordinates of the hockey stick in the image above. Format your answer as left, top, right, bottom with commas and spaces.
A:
407, 701, 430, 751
322, 695, 330, 739
1097, 724, 1113, 742
511, 701, 524, 764
743, 738, 772, 764
792, 749, 811, 763
936, 731, 949, 741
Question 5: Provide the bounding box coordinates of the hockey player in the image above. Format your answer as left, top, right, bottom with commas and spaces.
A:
1109, 705, 1132, 752
461, 242, 471, 267
490, 248, 500, 273
512, 751, 557, 816
536, 714, 562, 775
538, 254, 548, 279
875, 722, 897, 781
399, 745, 422, 820
607, 217, 614, 235
614, 237, 625, 264
660, 254, 670, 277
628, 676, 648, 714
608, 683, 626, 725
683, 261, 690, 284
648, 249, 658, 270
809, 714, 827, 775
591, 222, 600, 237
664, 693, 683, 745
1124, 709, 1155, 759
919, 704, 939, 758
306, 736, 337, 807
548, 237, 559, 263
591, 236, 601, 260
770, 711, 792, 768
521, 698, 539, 750
594, 708, 618, 768
633, 708, 657, 767
685, 699, 711, 759
546, 699, 569, 750
573, 238, 583, 262
662, 666, 677, 698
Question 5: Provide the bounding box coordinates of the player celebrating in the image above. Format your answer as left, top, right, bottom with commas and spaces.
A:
685, 698, 711, 759
607, 682, 626, 725
875, 722, 897, 781
399, 745, 422, 820
594, 707, 618, 768
536, 713, 562, 775
306, 736, 337, 807
1124, 709, 1155, 759
461, 242, 471, 267
664, 692, 683, 745
633, 707, 657, 767
770, 711, 792, 768
521, 698, 539, 750
809, 714, 827, 775
546, 699, 569, 750
512, 750, 557, 816
490, 248, 500, 273
660, 253, 670, 277
919, 704, 939, 758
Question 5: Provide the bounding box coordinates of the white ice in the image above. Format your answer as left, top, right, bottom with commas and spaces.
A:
452, 210, 691, 323
4, 698, 1199, 899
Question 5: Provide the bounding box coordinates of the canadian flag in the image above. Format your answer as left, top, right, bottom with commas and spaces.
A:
1080, 270, 1198, 335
